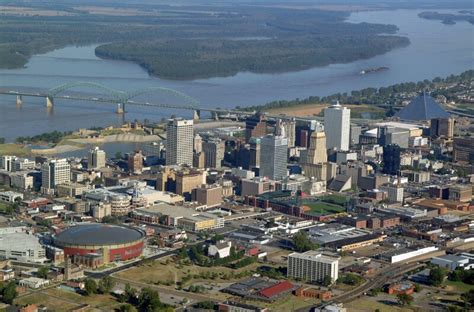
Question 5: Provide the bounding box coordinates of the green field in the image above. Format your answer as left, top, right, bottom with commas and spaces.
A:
302, 201, 346, 216
444, 280, 474, 292
0, 144, 29, 156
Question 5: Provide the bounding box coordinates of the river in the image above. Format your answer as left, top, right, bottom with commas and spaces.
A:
0, 9, 472, 143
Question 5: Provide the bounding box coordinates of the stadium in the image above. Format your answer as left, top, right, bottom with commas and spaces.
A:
54, 224, 145, 263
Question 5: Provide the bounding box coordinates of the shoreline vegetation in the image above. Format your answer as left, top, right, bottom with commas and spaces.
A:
418, 11, 474, 25
242, 70, 474, 113
0, 4, 409, 80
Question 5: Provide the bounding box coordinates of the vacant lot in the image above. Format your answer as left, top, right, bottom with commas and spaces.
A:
116, 258, 260, 286
15, 288, 121, 311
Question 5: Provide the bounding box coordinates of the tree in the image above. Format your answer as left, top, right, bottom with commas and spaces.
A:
98, 276, 115, 294
37, 266, 49, 279
124, 283, 138, 305
429, 267, 447, 287
322, 275, 332, 287
397, 293, 414, 306
0, 281, 17, 304
292, 231, 318, 252
84, 278, 97, 296
461, 289, 474, 307
138, 287, 162, 312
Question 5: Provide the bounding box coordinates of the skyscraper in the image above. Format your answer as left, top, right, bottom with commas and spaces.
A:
166, 118, 194, 166
324, 102, 350, 151
383, 144, 401, 175
87, 147, 106, 169
304, 131, 327, 165
276, 118, 296, 148
260, 135, 288, 180
128, 151, 144, 174
41, 158, 71, 195
203, 138, 225, 169
245, 113, 267, 143
430, 117, 454, 138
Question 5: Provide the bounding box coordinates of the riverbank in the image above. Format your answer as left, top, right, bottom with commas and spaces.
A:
68, 133, 162, 145
0, 133, 162, 156
266, 103, 385, 118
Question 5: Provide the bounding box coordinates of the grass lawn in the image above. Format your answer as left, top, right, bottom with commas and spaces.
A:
345, 297, 414, 312
444, 280, 474, 293
320, 194, 348, 205
302, 201, 346, 215
15, 293, 79, 312
116, 258, 260, 286
15, 288, 122, 311
0, 202, 8, 212
0, 143, 29, 156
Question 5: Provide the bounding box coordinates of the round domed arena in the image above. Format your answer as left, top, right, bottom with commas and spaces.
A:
54, 224, 145, 263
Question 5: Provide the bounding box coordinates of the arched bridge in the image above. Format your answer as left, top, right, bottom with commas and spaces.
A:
5, 81, 204, 116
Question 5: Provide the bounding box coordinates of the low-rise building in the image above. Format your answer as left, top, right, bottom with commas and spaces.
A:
19, 277, 50, 289
0, 228, 47, 263
431, 254, 474, 271
0, 190, 23, 203
208, 241, 232, 258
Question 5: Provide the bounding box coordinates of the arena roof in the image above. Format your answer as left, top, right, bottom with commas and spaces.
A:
55, 224, 144, 247
395, 93, 450, 121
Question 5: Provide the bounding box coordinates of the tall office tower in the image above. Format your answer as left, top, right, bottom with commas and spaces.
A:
260, 135, 288, 180
128, 151, 144, 174
0, 156, 15, 172
166, 118, 194, 166
350, 125, 362, 146
41, 158, 71, 195
245, 112, 267, 143
276, 119, 296, 148
194, 134, 203, 153
383, 144, 401, 175
305, 131, 327, 164
203, 138, 225, 169
430, 117, 454, 138
249, 137, 261, 169
87, 147, 106, 169
324, 102, 350, 151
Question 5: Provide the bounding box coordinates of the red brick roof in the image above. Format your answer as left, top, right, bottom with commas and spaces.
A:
258, 280, 294, 298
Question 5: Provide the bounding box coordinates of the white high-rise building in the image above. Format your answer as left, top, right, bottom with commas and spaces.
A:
87, 147, 106, 169
0, 156, 15, 172
41, 159, 71, 195
288, 250, 339, 283
260, 135, 288, 180
324, 102, 350, 151
166, 119, 194, 166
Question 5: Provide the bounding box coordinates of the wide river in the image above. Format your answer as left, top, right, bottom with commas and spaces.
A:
0, 9, 473, 142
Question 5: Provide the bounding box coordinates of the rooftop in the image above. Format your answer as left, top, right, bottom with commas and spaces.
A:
54, 224, 144, 246
395, 93, 450, 121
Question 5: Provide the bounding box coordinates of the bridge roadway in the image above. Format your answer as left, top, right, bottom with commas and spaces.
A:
0, 90, 318, 121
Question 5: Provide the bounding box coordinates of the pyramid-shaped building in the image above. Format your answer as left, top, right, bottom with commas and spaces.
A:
395, 93, 450, 121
